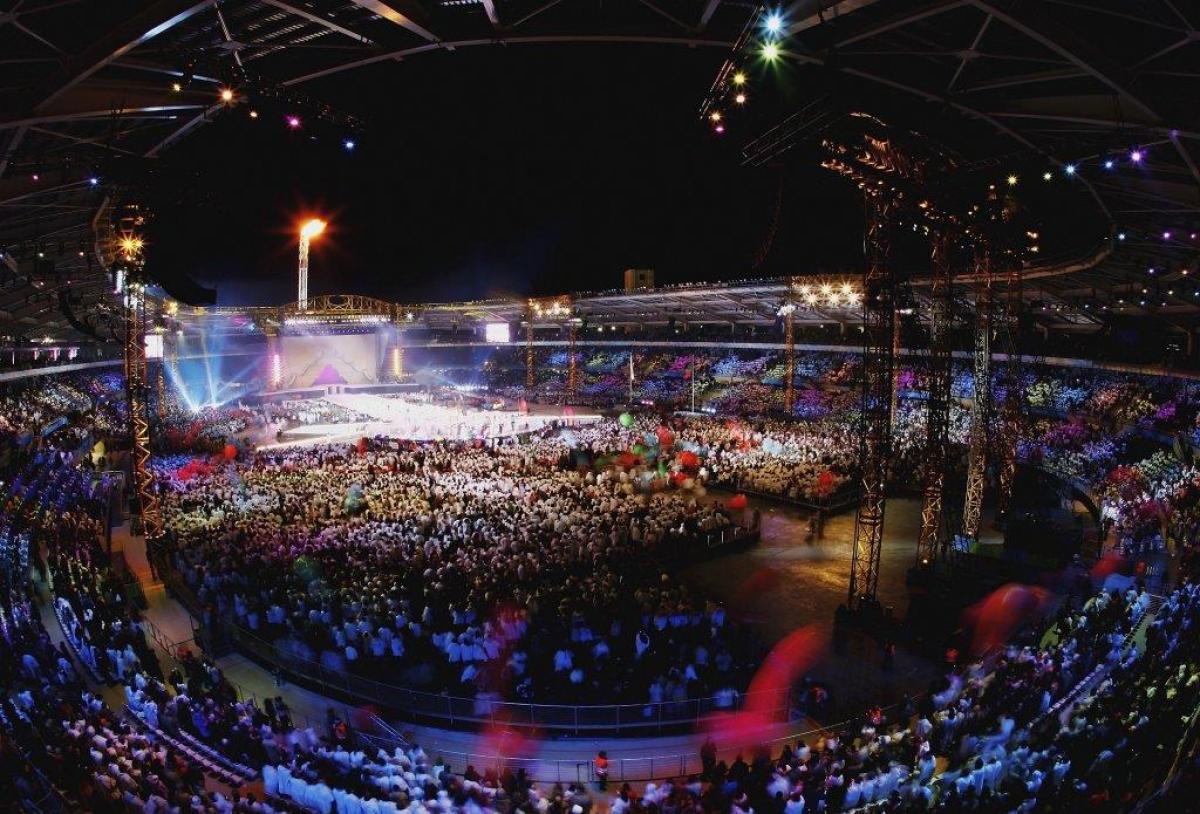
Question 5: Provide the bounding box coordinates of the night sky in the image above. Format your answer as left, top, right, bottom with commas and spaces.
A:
147, 44, 865, 307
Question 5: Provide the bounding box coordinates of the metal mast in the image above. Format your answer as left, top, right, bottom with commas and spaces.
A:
916, 229, 956, 567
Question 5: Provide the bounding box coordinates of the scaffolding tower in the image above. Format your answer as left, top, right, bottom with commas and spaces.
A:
124, 281, 163, 539
962, 252, 993, 545
848, 188, 896, 610
915, 229, 956, 567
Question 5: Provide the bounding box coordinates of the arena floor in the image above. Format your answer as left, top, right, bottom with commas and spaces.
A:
261, 394, 601, 448
684, 495, 1004, 720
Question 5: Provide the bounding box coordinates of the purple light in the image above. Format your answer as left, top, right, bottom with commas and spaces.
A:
286, 115, 301, 129
1163, 231, 1172, 240
1104, 159, 1115, 170
715, 124, 725, 134
1130, 149, 1144, 163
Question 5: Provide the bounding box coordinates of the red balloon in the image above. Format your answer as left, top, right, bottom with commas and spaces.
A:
729, 493, 748, 510
222, 443, 237, 461
678, 450, 700, 469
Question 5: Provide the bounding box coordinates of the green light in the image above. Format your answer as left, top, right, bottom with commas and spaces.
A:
762, 42, 780, 61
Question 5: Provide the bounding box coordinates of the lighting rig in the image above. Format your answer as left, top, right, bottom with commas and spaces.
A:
113, 203, 163, 540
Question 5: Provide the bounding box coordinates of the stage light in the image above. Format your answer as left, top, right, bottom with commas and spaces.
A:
1117, 232, 1126, 240
735, 93, 747, 105
710, 111, 722, 123
171, 82, 182, 93
31, 173, 39, 181
1164, 231, 1173, 240
732, 71, 747, 86
343, 139, 356, 151
765, 12, 782, 33
220, 87, 234, 103
761, 42, 780, 61
1042, 171, 1052, 181
714, 124, 725, 134
249, 110, 259, 119
1064, 164, 1076, 175
89, 177, 99, 186
286, 115, 301, 129
119, 235, 144, 255
1104, 159, 1115, 169
1130, 148, 1144, 164
1006, 174, 1018, 186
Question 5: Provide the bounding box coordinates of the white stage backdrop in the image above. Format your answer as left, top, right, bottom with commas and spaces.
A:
280, 333, 380, 388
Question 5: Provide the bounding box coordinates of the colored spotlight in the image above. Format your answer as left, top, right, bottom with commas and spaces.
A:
765, 13, 782, 33
343, 139, 356, 151
1064, 164, 1076, 175
1130, 149, 1144, 163
735, 93, 747, 105
761, 42, 780, 61
286, 115, 301, 129
732, 71, 747, 86
220, 87, 235, 103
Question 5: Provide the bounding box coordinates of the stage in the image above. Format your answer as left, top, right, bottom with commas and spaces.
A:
261, 392, 601, 448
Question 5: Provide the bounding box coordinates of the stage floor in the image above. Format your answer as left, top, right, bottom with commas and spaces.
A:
261, 393, 600, 448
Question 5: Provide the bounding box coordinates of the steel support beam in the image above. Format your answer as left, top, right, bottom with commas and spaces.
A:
784, 307, 796, 413
125, 282, 163, 539
916, 229, 954, 567
567, 321, 579, 402
526, 304, 535, 390
961, 255, 992, 546
848, 189, 895, 611
965, 0, 1162, 122
35, 0, 217, 113
995, 265, 1023, 524
344, 0, 438, 42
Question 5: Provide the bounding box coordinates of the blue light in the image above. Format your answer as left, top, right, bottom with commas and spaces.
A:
343, 139, 356, 151
88, 177, 99, 186
765, 12, 782, 33
1064, 164, 1076, 176
1117, 232, 1126, 240
1104, 159, 1115, 170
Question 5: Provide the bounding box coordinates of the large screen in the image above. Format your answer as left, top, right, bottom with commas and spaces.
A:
144, 334, 164, 359
485, 322, 511, 343
279, 333, 380, 388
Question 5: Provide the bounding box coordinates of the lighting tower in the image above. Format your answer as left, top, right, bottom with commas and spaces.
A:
847, 188, 896, 612
915, 229, 956, 568
567, 317, 581, 403
117, 229, 163, 540
779, 301, 797, 414
962, 251, 993, 546
298, 218, 326, 311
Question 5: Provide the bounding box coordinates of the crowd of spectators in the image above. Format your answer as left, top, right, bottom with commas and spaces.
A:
609, 581, 1169, 813
158, 432, 754, 707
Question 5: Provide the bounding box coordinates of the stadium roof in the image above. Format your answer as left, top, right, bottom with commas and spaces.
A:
1, 0, 1197, 344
